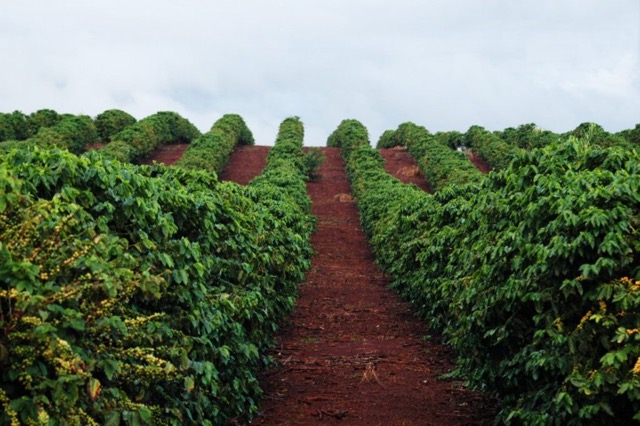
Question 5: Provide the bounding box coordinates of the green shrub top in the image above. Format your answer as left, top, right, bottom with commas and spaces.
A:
175, 113, 254, 174
334, 117, 640, 424
100, 111, 201, 162
0, 113, 314, 425
94, 109, 137, 142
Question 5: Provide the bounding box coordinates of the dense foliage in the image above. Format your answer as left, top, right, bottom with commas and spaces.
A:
463, 125, 522, 170
3, 105, 638, 424
433, 130, 465, 150
94, 109, 137, 143
495, 123, 559, 150
618, 124, 640, 147
31, 115, 99, 155
391, 122, 483, 190
0, 116, 314, 425
567, 122, 632, 150
375, 129, 398, 149
27, 109, 63, 137
175, 114, 254, 174
99, 112, 201, 163
329, 119, 640, 424
0, 114, 98, 156
0, 111, 29, 142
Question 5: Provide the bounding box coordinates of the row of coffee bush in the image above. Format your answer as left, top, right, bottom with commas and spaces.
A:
331, 119, 640, 424
0, 116, 314, 424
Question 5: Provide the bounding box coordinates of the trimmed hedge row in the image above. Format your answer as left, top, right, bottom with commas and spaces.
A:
99, 112, 201, 163
94, 109, 137, 142
329, 118, 640, 424
174, 114, 254, 174
391, 122, 483, 191
0, 116, 314, 425
495, 123, 559, 150
0, 109, 64, 143
327, 118, 371, 159
0, 114, 98, 156
463, 125, 522, 171
244, 116, 315, 342
248, 116, 314, 226
0, 111, 29, 142
618, 123, 640, 147
375, 129, 399, 149
567, 122, 633, 150
31, 115, 99, 155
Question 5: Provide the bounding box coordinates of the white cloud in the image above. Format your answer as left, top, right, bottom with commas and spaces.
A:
0, 0, 638, 145
536, 53, 639, 99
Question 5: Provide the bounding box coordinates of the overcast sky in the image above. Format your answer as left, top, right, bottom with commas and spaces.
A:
1, 1, 638, 146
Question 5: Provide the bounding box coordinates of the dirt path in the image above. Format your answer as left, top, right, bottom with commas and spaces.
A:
246, 147, 495, 425
465, 150, 491, 174
218, 145, 271, 184
138, 143, 190, 166
379, 147, 434, 193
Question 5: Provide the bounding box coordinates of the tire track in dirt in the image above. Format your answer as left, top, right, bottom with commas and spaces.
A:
218, 145, 271, 184
379, 147, 434, 193
251, 147, 495, 425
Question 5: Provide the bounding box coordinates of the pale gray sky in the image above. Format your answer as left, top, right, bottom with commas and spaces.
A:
1, 0, 638, 145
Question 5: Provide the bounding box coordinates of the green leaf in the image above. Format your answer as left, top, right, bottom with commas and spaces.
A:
87, 378, 101, 401
104, 411, 121, 426
102, 359, 120, 381
138, 407, 152, 423
184, 376, 195, 393
67, 318, 85, 331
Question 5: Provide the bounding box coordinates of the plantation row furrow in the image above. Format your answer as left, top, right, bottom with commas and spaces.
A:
175, 114, 255, 174
0, 116, 314, 425
462, 125, 523, 170
0, 109, 256, 170
140, 143, 191, 167
253, 146, 496, 424
378, 147, 434, 192
140, 113, 259, 171
0, 109, 88, 144
2, 105, 640, 425
96, 112, 201, 163
373, 121, 484, 191
378, 121, 640, 179
0, 113, 100, 156
0, 109, 202, 165
218, 145, 270, 185
329, 119, 640, 424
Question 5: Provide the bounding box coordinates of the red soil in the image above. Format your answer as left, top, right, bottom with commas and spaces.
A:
218, 145, 271, 184
379, 147, 434, 193
465, 150, 491, 174
139, 143, 190, 166
221, 147, 495, 425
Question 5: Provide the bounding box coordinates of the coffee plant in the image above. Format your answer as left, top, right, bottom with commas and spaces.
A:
463, 125, 522, 170
391, 121, 483, 190
99, 112, 201, 162
94, 109, 137, 143
175, 114, 254, 174
0, 114, 313, 425
329, 119, 640, 424
0, 111, 29, 142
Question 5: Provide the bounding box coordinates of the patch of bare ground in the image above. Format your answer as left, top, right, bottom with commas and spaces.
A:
139, 143, 190, 166
379, 147, 434, 193
218, 145, 271, 184
464, 150, 491, 174
248, 147, 496, 425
